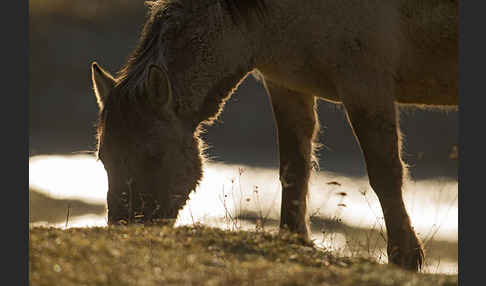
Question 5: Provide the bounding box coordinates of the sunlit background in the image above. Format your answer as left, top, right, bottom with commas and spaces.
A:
29, 0, 458, 276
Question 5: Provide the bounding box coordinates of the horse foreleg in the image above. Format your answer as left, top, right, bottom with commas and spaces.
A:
264, 80, 318, 241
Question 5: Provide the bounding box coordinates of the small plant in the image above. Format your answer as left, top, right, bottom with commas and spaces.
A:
64, 203, 71, 229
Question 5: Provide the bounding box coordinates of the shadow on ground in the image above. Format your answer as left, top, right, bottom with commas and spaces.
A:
29, 188, 106, 224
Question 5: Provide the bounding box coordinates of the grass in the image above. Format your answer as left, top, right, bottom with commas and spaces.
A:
29, 225, 457, 286
237, 210, 458, 266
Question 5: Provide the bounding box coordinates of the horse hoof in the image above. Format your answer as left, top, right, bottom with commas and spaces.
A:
387, 235, 424, 271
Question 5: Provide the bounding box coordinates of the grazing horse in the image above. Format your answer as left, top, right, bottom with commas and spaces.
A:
91, 0, 457, 271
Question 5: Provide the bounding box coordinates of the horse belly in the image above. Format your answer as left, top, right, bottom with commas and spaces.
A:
395, 80, 457, 106
259, 63, 341, 103
395, 57, 458, 106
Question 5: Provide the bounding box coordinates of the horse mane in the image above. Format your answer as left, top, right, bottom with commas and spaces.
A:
114, 0, 266, 96
223, 0, 267, 23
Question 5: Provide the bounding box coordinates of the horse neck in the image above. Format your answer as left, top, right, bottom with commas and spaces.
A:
168, 9, 268, 125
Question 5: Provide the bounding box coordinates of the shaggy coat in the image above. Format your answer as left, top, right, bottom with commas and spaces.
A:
92, 0, 457, 272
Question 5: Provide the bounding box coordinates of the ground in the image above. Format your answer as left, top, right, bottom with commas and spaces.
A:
29, 225, 457, 286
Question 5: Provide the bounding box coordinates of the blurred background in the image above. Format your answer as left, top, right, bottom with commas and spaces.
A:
29, 0, 458, 273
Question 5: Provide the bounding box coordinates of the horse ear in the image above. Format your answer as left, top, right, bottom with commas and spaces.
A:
91, 62, 115, 109
146, 64, 172, 111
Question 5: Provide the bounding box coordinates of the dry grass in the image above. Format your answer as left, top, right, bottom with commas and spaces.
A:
30, 225, 457, 286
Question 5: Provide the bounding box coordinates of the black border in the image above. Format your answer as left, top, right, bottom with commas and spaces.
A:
3, 0, 28, 285
459, 0, 486, 284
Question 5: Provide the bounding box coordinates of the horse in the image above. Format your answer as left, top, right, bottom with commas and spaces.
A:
90, 0, 457, 271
